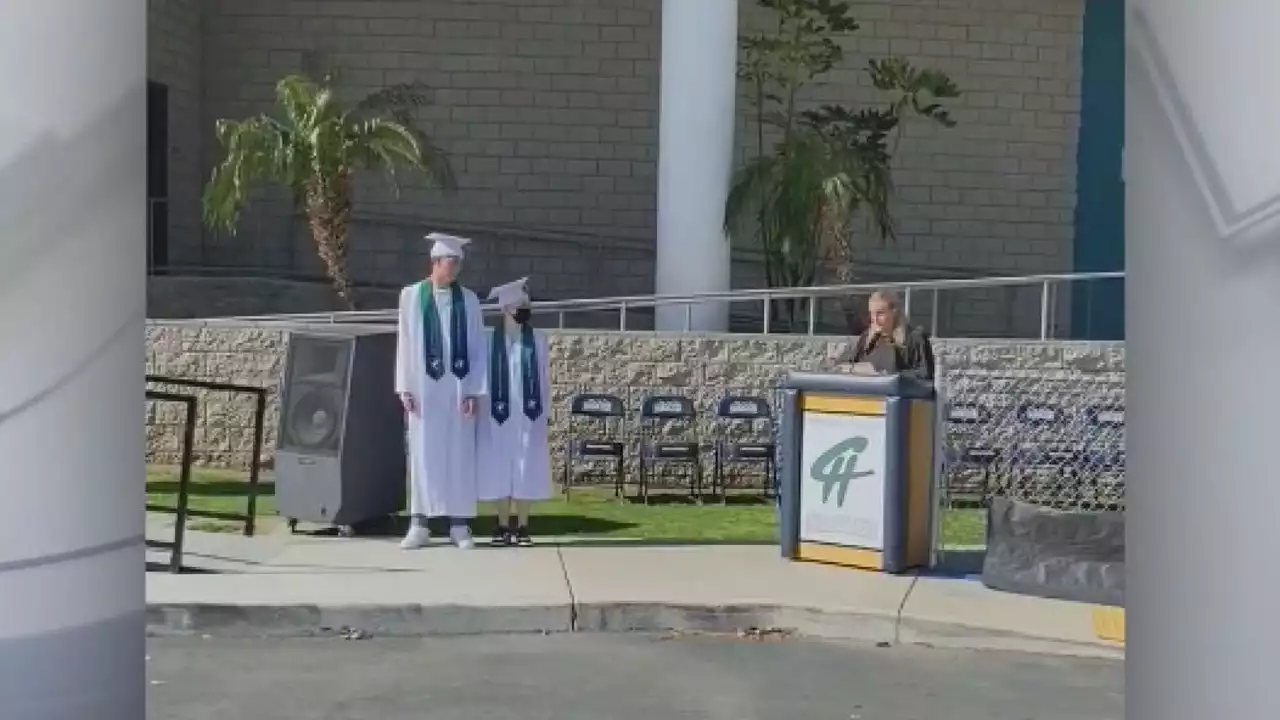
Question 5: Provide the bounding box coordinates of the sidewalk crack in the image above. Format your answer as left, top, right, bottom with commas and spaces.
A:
894, 572, 921, 645
555, 544, 578, 632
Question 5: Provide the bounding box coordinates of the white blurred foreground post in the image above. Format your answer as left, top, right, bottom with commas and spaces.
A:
1127, 1, 1280, 718
0, 2, 146, 718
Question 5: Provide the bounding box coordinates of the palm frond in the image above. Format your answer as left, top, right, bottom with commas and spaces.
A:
202, 116, 292, 233
274, 75, 321, 129
349, 81, 433, 125
346, 81, 456, 191
346, 117, 456, 194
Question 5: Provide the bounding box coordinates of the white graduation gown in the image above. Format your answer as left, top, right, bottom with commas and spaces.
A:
477, 326, 552, 502
394, 282, 488, 518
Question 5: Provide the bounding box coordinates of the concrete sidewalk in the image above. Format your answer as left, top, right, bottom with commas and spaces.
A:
145, 519, 1123, 659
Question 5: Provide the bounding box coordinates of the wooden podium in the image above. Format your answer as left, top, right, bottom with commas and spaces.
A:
777, 372, 938, 574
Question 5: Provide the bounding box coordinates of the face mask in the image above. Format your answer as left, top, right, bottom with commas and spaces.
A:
512, 307, 532, 325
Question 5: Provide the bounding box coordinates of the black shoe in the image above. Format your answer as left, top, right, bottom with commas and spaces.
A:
514, 527, 533, 546
491, 526, 512, 546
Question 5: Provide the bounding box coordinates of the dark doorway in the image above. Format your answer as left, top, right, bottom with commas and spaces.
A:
147, 80, 170, 271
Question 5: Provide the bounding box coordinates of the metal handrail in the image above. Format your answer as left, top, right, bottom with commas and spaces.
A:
152, 270, 1125, 340
145, 375, 268, 537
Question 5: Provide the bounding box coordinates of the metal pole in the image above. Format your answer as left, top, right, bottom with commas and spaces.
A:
930, 289, 940, 336
172, 398, 197, 573
762, 297, 772, 335
558, 310, 566, 329
928, 384, 947, 570
244, 391, 267, 537
1038, 280, 1052, 340
146, 198, 154, 272
807, 296, 817, 335
618, 301, 628, 331
683, 303, 693, 332
903, 287, 913, 319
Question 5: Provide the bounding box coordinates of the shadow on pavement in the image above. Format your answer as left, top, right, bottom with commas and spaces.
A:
925, 549, 987, 578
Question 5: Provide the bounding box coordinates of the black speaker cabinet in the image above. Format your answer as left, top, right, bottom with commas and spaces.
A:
275, 326, 406, 532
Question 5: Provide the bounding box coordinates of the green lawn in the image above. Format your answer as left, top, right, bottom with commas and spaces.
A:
145, 465, 986, 546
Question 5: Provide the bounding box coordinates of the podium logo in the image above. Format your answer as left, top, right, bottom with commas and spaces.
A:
810, 436, 873, 507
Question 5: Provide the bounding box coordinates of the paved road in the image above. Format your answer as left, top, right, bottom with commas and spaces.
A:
147, 634, 1123, 720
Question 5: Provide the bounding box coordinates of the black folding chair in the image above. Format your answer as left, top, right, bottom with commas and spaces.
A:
1082, 404, 1126, 510
711, 395, 775, 502
562, 392, 627, 497
942, 403, 1000, 506
636, 394, 701, 504
1011, 402, 1079, 507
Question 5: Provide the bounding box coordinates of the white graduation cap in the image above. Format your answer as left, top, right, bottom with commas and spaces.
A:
487, 277, 530, 309
426, 232, 472, 259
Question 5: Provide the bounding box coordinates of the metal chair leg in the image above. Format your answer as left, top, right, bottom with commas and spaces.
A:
638, 453, 648, 505
562, 443, 571, 498
694, 461, 704, 505
712, 446, 722, 502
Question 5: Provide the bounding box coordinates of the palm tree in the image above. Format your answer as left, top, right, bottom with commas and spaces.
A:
202, 74, 455, 310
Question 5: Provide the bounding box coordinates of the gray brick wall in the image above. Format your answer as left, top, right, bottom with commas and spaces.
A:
147, 0, 204, 265
774, 0, 1084, 335
147, 0, 1084, 328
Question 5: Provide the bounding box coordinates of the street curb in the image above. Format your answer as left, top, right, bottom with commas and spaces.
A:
895, 616, 1125, 659
146, 603, 574, 638
146, 602, 1123, 658
573, 602, 900, 645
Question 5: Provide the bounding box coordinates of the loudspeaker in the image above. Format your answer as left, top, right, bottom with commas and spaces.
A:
275, 326, 406, 530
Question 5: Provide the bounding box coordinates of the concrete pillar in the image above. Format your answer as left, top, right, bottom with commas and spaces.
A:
0, 2, 146, 718
1127, 1, 1280, 717
653, 0, 738, 332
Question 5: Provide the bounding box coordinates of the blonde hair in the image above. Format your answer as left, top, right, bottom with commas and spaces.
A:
868, 289, 909, 346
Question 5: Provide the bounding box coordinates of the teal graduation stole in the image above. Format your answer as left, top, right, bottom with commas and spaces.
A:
419, 282, 469, 381
489, 325, 543, 424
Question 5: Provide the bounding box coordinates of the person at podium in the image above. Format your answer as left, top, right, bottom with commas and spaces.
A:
845, 289, 935, 381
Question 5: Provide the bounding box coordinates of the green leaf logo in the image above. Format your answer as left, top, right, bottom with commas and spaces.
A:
810, 436, 874, 507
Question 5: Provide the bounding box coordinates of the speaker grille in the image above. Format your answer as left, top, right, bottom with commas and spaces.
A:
288, 336, 350, 386
283, 384, 345, 453
280, 336, 352, 455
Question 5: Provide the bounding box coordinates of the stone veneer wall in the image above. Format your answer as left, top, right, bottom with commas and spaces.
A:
145, 324, 1124, 473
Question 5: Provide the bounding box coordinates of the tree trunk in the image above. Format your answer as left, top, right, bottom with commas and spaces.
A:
818, 206, 862, 335
305, 172, 359, 311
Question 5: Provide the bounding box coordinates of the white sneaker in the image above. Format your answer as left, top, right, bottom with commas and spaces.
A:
400, 525, 431, 550
450, 526, 475, 549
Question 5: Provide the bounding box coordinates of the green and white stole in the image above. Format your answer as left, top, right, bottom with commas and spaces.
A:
419, 282, 469, 380
489, 324, 542, 424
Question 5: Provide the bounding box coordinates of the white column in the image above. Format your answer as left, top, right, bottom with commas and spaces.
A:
1128, 1, 1280, 718
654, 0, 738, 332
0, 2, 145, 718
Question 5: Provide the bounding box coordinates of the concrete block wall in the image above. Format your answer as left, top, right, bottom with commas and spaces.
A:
144, 324, 1124, 483
146, 0, 1085, 328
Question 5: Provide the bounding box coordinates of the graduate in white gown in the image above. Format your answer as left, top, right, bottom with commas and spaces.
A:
394, 233, 489, 549
476, 277, 552, 546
